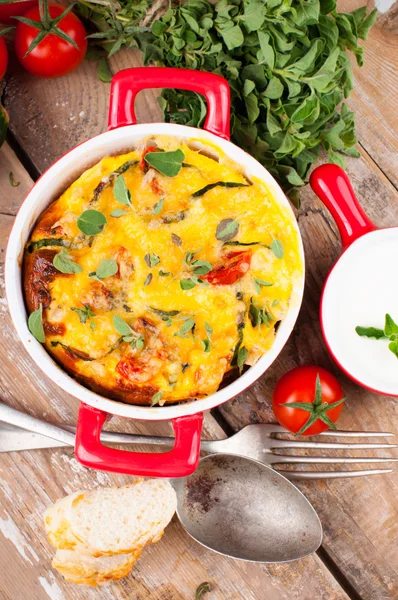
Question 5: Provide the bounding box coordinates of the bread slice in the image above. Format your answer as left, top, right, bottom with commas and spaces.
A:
44, 479, 176, 556
52, 549, 141, 586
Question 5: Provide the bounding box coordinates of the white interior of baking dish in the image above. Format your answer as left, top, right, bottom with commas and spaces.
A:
6, 123, 305, 420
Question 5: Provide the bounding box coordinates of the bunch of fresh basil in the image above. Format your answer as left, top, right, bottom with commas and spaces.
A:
79, 0, 377, 206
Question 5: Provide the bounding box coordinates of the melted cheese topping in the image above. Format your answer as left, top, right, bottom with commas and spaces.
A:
26, 136, 302, 405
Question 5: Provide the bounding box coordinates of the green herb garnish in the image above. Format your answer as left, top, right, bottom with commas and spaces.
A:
216, 218, 239, 241
151, 391, 163, 406
144, 273, 153, 286
77, 210, 107, 236
144, 253, 160, 268
113, 314, 145, 349
174, 318, 195, 338
71, 305, 96, 324
111, 208, 127, 218
27, 238, 68, 253
145, 149, 185, 177
113, 174, 132, 207
271, 239, 284, 259
180, 276, 208, 290
249, 298, 275, 328
153, 198, 164, 215
171, 233, 182, 247
202, 339, 211, 352
28, 304, 45, 343
192, 181, 249, 198
253, 278, 273, 295
53, 248, 82, 274
9, 172, 20, 187
158, 269, 171, 277
90, 258, 118, 280
356, 313, 398, 359
237, 346, 248, 373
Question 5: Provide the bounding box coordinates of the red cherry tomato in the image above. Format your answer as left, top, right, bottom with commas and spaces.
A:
14, 3, 87, 78
202, 251, 251, 285
0, 36, 7, 79
272, 366, 345, 436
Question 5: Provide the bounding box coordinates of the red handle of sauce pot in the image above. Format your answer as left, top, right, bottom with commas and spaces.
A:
75, 403, 203, 478
310, 164, 377, 249
108, 67, 231, 140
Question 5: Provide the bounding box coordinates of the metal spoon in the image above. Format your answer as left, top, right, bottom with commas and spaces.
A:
172, 454, 323, 562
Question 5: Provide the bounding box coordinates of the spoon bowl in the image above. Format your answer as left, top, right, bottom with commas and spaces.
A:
173, 454, 323, 562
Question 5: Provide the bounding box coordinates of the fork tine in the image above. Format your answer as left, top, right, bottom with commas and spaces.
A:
317, 430, 395, 438
269, 455, 398, 464
269, 440, 398, 450
277, 468, 393, 480
269, 424, 395, 438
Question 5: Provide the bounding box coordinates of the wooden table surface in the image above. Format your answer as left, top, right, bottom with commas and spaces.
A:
0, 1, 397, 599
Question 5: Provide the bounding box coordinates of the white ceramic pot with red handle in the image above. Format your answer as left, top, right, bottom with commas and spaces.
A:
5, 67, 305, 477
310, 164, 398, 397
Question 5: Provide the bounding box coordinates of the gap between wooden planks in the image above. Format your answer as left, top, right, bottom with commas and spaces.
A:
0, 155, 350, 594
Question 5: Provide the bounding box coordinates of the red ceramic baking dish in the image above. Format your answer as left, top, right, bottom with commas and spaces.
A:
6, 67, 305, 477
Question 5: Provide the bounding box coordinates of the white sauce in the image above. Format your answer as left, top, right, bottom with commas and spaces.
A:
322, 228, 398, 395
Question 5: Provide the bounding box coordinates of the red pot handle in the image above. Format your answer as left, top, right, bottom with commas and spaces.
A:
108, 67, 230, 140
75, 403, 203, 478
310, 164, 376, 249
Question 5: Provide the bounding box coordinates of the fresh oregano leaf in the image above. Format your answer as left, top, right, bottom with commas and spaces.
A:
53, 248, 83, 274
95, 259, 118, 279
216, 218, 239, 241
271, 239, 284, 258
237, 346, 248, 372
144, 273, 153, 286
151, 391, 163, 406
180, 278, 196, 291
113, 175, 132, 206
192, 260, 212, 275
253, 278, 273, 295
28, 304, 45, 343
384, 314, 398, 337
71, 305, 96, 324
171, 233, 182, 247
144, 253, 160, 268
77, 210, 107, 236
145, 149, 185, 177
202, 339, 211, 352
153, 198, 164, 214
196, 582, 212, 600
192, 181, 249, 198
113, 314, 133, 337
355, 326, 386, 339
111, 208, 127, 218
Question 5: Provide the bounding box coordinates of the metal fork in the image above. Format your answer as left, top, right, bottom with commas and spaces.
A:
0, 403, 396, 479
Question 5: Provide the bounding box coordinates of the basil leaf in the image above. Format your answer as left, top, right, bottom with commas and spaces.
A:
111, 208, 127, 218
145, 149, 185, 177
192, 260, 212, 275
237, 346, 248, 373
71, 305, 96, 324
192, 181, 249, 198
95, 259, 118, 279
388, 341, 398, 359
271, 239, 284, 258
253, 278, 273, 294
153, 198, 164, 214
113, 314, 133, 337
28, 304, 45, 343
384, 314, 398, 337
144, 253, 160, 268
151, 391, 163, 406
113, 175, 132, 206
216, 218, 239, 241
355, 326, 386, 340
202, 339, 211, 352
77, 210, 107, 236
53, 248, 82, 274
180, 278, 196, 291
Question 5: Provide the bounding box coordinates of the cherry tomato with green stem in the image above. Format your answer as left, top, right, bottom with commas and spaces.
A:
0, 31, 10, 79
272, 365, 345, 436
14, 2, 87, 78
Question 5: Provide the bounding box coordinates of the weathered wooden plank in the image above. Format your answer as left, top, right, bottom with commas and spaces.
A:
0, 148, 350, 599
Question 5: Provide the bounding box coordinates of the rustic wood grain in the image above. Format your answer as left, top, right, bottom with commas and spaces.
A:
1, 1, 398, 597
0, 149, 351, 600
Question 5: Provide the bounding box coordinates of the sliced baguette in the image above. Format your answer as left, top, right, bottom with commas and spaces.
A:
52, 549, 141, 586
44, 479, 177, 557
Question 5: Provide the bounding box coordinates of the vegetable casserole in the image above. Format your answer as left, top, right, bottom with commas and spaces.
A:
23, 136, 302, 406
